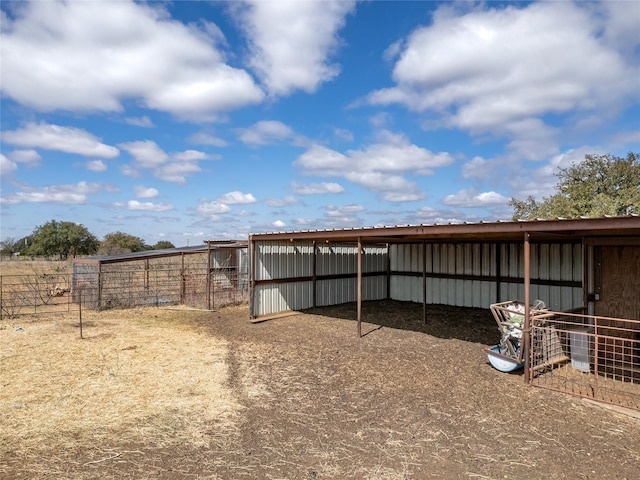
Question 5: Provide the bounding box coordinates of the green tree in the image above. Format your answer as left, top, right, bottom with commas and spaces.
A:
510, 152, 640, 220
153, 240, 175, 250
0, 237, 17, 255
100, 231, 148, 255
28, 220, 99, 259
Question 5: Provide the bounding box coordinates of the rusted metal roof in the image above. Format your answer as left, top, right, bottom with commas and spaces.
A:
74, 240, 248, 265
249, 216, 640, 244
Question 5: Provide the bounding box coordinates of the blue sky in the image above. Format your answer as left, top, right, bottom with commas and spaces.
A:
1, 0, 639, 247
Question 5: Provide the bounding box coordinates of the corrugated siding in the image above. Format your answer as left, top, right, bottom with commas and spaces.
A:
252, 241, 583, 316
390, 243, 582, 310
252, 241, 387, 317
254, 242, 314, 281
254, 281, 314, 315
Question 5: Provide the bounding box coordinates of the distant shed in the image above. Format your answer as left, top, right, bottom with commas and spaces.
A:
73, 241, 248, 310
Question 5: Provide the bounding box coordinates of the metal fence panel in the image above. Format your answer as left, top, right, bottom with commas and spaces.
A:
1, 263, 249, 319
530, 309, 640, 411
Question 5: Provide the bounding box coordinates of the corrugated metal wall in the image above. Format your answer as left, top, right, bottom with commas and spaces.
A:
390, 243, 582, 310
252, 241, 387, 317
252, 240, 584, 317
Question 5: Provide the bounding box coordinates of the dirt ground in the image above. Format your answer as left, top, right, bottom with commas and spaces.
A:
2, 300, 639, 479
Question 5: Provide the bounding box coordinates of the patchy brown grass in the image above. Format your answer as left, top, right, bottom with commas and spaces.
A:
1, 306, 239, 478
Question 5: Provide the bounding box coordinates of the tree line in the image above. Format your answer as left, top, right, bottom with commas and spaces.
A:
1, 152, 637, 259
509, 152, 639, 220
0, 223, 176, 260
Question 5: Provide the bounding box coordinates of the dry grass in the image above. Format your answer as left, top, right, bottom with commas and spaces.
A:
0, 258, 72, 277
0, 307, 240, 477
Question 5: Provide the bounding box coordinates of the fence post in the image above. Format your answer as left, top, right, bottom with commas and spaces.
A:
593, 316, 599, 399
207, 242, 212, 310
79, 288, 83, 339
97, 263, 102, 311
180, 253, 185, 304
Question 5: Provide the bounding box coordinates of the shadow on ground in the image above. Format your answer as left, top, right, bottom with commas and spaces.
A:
300, 299, 499, 345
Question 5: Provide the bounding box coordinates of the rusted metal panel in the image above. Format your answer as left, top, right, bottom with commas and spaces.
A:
530, 309, 640, 411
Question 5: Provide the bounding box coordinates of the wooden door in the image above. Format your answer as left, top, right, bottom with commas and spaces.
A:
595, 246, 640, 320
594, 246, 640, 380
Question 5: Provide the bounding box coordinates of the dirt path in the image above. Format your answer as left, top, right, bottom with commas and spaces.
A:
199, 301, 640, 479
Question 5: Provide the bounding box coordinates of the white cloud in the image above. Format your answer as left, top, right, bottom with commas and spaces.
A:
188, 132, 228, 147
120, 164, 140, 178
85, 160, 107, 172
235, 0, 355, 96
326, 204, 364, 217
173, 150, 213, 162
369, 112, 390, 128
197, 202, 232, 215
119, 140, 168, 168
154, 161, 202, 184
462, 156, 491, 181
0, 154, 18, 176
1, 122, 119, 158
334, 128, 354, 142
599, 1, 640, 56
528, 147, 606, 196
442, 189, 508, 207
415, 206, 441, 221
238, 120, 301, 146
0, 181, 118, 204
272, 220, 287, 228
7, 149, 41, 166
124, 116, 155, 128
216, 191, 257, 205
127, 200, 173, 212
295, 131, 454, 202
324, 204, 365, 226
1, 0, 264, 120
119, 142, 212, 184
466, 146, 608, 201
265, 195, 297, 208
291, 182, 344, 195
610, 130, 640, 147
134, 186, 159, 199
367, 2, 639, 147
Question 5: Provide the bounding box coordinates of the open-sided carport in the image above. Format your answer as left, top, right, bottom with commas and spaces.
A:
249, 216, 640, 409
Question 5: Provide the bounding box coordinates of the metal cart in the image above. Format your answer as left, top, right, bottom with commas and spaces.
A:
485, 300, 528, 372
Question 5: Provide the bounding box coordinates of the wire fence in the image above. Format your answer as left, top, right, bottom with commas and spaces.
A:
1, 266, 249, 320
